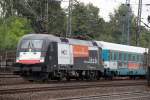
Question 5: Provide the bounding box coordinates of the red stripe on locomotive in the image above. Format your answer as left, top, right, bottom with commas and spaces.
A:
19, 60, 40, 64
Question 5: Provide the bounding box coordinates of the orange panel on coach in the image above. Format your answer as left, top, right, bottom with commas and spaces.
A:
128, 63, 139, 69
72, 45, 89, 57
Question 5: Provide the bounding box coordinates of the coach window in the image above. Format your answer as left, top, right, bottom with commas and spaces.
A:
122, 53, 124, 61
124, 53, 126, 61
132, 54, 134, 61
110, 51, 113, 61
136, 55, 139, 62
139, 55, 141, 62
112, 52, 114, 61
119, 52, 122, 61
135, 54, 137, 62
130, 54, 132, 61
132, 54, 135, 61
114, 52, 116, 60
126, 53, 128, 61
140, 55, 143, 62
128, 54, 131, 61
110, 51, 112, 61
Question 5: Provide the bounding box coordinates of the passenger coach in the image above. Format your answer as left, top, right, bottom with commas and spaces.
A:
96, 41, 148, 78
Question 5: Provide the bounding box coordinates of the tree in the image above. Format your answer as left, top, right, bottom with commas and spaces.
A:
0, 16, 32, 49
71, 3, 105, 39
0, 0, 66, 34
104, 4, 150, 47
105, 4, 130, 44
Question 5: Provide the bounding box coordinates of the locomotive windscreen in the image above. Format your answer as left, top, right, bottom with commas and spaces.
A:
21, 40, 43, 49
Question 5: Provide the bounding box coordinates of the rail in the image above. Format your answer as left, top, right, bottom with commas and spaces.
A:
0, 80, 146, 95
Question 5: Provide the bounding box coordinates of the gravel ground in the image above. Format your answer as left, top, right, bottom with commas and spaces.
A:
0, 80, 145, 90
0, 77, 26, 85
0, 84, 150, 100
0, 73, 25, 85
0, 75, 20, 77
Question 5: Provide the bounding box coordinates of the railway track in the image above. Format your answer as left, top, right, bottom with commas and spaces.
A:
0, 73, 13, 75
0, 78, 145, 86
0, 76, 20, 78
0, 80, 146, 95
0, 72, 19, 78
58, 91, 150, 100
0, 82, 30, 86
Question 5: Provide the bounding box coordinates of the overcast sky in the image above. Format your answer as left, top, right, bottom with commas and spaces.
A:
61, 0, 150, 24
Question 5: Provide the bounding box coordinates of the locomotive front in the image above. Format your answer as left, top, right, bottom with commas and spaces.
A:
16, 39, 45, 64
13, 34, 49, 80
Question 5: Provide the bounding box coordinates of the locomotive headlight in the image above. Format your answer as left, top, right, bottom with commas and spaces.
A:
40, 57, 45, 62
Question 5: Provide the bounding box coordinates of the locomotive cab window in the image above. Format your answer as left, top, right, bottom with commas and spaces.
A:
21, 40, 43, 49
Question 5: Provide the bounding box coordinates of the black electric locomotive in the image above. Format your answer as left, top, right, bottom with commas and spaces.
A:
13, 34, 104, 81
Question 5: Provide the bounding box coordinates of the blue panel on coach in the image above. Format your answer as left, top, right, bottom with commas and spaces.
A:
102, 49, 110, 61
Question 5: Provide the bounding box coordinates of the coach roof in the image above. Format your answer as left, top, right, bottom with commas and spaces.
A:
96, 41, 148, 54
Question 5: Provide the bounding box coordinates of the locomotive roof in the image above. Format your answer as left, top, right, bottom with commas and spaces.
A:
68, 38, 93, 46
96, 41, 148, 54
21, 34, 61, 42
21, 34, 94, 46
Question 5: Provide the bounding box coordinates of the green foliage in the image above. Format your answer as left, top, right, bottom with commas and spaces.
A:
47, 2, 66, 35
0, 16, 32, 49
0, 0, 66, 33
72, 3, 105, 39
140, 29, 150, 47
0, 1, 149, 49
106, 4, 150, 47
